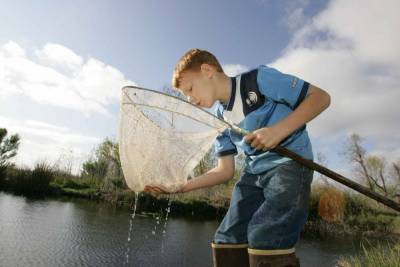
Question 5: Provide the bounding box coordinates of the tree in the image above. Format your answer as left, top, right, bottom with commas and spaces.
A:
344, 133, 399, 198
345, 134, 375, 190
81, 157, 108, 179
0, 128, 20, 167
391, 161, 400, 201
96, 138, 122, 178
316, 152, 330, 186
81, 138, 125, 188
392, 161, 400, 185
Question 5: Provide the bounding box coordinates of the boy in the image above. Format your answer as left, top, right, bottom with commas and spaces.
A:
145, 49, 330, 267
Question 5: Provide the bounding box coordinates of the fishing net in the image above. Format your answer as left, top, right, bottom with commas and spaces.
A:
119, 86, 229, 192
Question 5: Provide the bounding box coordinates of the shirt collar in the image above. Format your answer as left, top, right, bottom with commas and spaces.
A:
222, 77, 236, 111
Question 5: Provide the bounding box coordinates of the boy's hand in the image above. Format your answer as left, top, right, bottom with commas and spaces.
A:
144, 184, 185, 194
244, 126, 286, 151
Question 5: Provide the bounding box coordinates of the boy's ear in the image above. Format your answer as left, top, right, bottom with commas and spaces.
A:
200, 63, 214, 78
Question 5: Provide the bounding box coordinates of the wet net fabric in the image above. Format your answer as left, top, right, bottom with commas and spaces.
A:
119, 86, 228, 192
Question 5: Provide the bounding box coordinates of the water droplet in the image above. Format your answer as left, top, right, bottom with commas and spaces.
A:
124, 192, 139, 265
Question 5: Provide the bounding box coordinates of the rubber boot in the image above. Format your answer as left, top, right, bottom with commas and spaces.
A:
211, 242, 250, 267
248, 248, 300, 267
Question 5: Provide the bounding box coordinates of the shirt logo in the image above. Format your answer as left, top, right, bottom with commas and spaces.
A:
245, 91, 258, 106
291, 77, 298, 88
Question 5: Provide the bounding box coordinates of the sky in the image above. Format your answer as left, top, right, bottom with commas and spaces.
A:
0, 0, 399, 179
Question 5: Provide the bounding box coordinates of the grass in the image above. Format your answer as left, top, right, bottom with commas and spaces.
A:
337, 241, 400, 267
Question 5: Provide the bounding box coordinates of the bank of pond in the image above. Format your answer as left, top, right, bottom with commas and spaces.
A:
1, 164, 399, 238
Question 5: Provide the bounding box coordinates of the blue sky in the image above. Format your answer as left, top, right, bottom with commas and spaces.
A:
1, 0, 399, 181
0, 0, 326, 89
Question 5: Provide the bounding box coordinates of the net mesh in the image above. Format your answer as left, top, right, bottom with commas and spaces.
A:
119, 86, 228, 192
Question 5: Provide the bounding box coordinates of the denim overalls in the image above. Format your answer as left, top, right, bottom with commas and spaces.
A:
213, 160, 313, 249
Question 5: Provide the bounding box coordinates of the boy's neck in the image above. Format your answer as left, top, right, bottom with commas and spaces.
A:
214, 72, 231, 105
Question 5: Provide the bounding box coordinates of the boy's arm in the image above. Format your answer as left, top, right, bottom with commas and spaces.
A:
144, 155, 235, 194
180, 155, 235, 193
245, 84, 330, 150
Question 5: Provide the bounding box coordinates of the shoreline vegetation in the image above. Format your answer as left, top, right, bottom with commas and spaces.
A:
0, 163, 399, 240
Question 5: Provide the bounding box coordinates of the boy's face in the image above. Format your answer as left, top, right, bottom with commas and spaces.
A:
176, 64, 217, 108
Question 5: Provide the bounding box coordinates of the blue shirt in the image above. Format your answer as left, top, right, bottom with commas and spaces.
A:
213, 65, 313, 174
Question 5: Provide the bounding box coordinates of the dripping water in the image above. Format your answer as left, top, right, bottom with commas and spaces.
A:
125, 192, 139, 266
161, 196, 173, 255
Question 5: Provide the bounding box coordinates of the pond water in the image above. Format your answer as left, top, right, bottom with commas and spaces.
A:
0, 192, 377, 266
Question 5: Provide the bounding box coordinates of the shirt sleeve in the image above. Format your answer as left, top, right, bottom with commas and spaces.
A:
214, 128, 238, 157
257, 65, 310, 109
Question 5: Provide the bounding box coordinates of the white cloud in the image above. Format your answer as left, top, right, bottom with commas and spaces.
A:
0, 116, 101, 174
286, 7, 307, 31
0, 41, 135, 117
25, 120, 69, 133
0, 41, 139, 172
270, 0, 400, 160
36, 43, 83, 70
315, 0, 400, 67
1, 41, 26, 57
222, 64, 249, 77
283, 0, 311, 31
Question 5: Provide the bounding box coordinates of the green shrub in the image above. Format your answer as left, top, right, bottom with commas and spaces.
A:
62, 178, 89, 189
0, 165, 6, 188
110, 176, 125, 188
29, 162, 55, 195
5, 162, 55, 195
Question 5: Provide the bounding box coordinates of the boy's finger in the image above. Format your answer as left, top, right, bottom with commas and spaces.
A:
153, 187, 164, 192
145, 185, 172, 194
145, 185, 161, 193
155, 188, 165, 193
251, 139, 260, 148
244, 133, 255, 142
154, 186, 169, 194
157, 185, 169, 192
256, 144, 264, 150
144, 186, 152, 192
